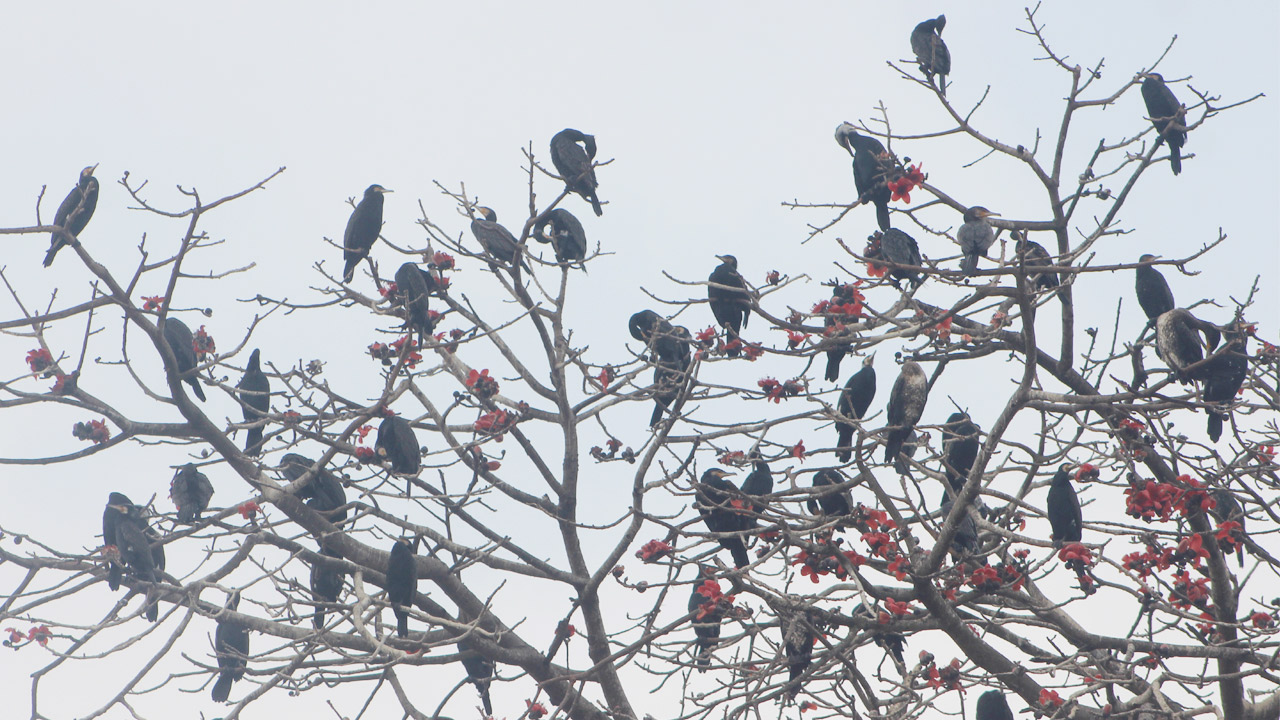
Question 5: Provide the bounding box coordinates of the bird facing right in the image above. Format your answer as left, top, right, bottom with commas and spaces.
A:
910, 15, 950, 94
957, 206, 998, 277
44, 164, 99, 267
835, 355, 876, 462
342, 184, 391, 283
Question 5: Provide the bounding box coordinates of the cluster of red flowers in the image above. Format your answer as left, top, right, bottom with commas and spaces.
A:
792, 539, 866, 583
525, 700, 548, 719
141, 296, 166, 311
863, 235, 888, 278
466, 368, 500, 399
717, 450, 745, 466
757, 377, 805, 403
72, 418, 110, 445
193, 325, 216, 359
1122, 543, 1175, 579
1255, 445, 1277, 464
1038, 689, 1064, 710
919, 312, 953, 344
474, 408, 515, 437
369, 336, 424, 369
785, 330, 809, 349
238, 500, 261, 520
26, 348, 54, 375
1170, 570, 1211, 611
924, 657, 962, 692
378, 281, 399, 298
887, 164, 926, 203
693, 579, 736, 619
1115, 417, 1148, 459
635, 539, 673, 562
881, 598, 912, 620
1125, 474, 1214, 524
4, 625, 52, 648
1251, 611, 1276, 629
432, 251, 455, 270
595, 366, 612, 390
1173, 533, 1211, 567
1058, 542, 1093, 568
765, 270, 781, 285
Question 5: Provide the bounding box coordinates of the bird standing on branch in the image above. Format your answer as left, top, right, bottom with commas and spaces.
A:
708, 254, 751, 356
170, 464, 213, 523
236, 349, 270, 455
911, 15, 950, 95
44, 164, 99, 267
550, 128, 603, 216
1140, 72, 1188, 175
957, 206, 998, 277
835, 123, 892, 230
342, 184, 390, 283
885, 360, 927, 472
212, 591, 249, 702
835, 355, 876, 462
695, 468, 751, 568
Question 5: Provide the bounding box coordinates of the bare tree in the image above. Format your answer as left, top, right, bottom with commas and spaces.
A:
2, 9, 1277, 720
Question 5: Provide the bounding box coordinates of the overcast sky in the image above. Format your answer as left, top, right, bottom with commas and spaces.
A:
2, 2, 1277, 718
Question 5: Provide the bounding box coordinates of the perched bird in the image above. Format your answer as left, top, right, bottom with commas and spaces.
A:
940, 489, 979, 557
869, 229, 925, 290
160, 316, 206, 401
836, 355, 877, 462
629, 309, 669, 344
957, 206, 998, 277
107, 499, 163, 621
310, 543, 345, 629
976, 690, 1015, 720
1202, 323, 1250, 442
783, 612, 816, 699
470, 206, 527, 270
688, 566, 730, 670
1156, 309, 1221, 384
281, 454, 348, 523
695, 468, 750, 568
896, 429, 920, 477
236, 349, 270, 456
102, 492, 134, 590
550, 128, 603, 216
853, 602, 905, 667
342, 184, 391, 283
395, 262, 435, 342
822, 283, 864, 381
211, 592, 249, 703
885, 360, 928, 471
739, 457, 774, 522
532, 208, 588, 268
941, 412, 980, 492
376, 415, 421, 475
1209, 487, 1246, 567
1046, 464, 1082, 544
708, 254, 751, 355
910, 15, 950, 94
1135, 254, 1175, 326
1140, 72, 1187, 175
1015, 233, 1060, 291
170, 464, 214, 523
807, 468, 853, 519
44, 165, 99, 267
650, 325, 693, 427
386, 537, 418, 638
835, 123, 893, 230
458, 636, 495, 715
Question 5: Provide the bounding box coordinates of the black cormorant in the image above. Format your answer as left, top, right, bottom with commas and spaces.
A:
375, 415, 421, 475
1046, 464, 1082, 544
236, 349, 270, 456
941, 412, 980, 492
688, 565, 727, 670
807, 468, 853, 518
853, 602, 905, 667
1135, 254, 1175, 325
910, 15, 950, 94
108, 499, 162, 621
44, 165, 99, 267
160, 316, 206, 401
783, 613, 816, 699
282, 454, 348, 523
740, 457, 774, 524
869, 229, 924, 290
650, 325, 693, 427
1209, 487, 1246, 567
836, 355, 876, 462
1156, 309, 1220, 384
1140, 72, 1187, 175
386, 537, 418, 638
885, 360, 928, 471
708, 254, 751, 356
550, 128, 603, 216
532, 208, 588, 268
211, 591, 248, 702
835, 123, 893, 230
170, 464, 213, 523
695, 468, 750, 568
310, 543, 345, 629
394, 262, 434, 342
458, 637, 495, 715
1203, 323, 1249, 442
470, 206, 527, 270
940, 489, 979, 557
342, 184, 391, 283
976, 690, 1015, 720
957, 206, 998, 277
1015, 233, 1059, 291
629, 310, 668, 343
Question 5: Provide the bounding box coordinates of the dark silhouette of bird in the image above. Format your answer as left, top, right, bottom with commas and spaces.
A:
1135, 254, 1175, 329
532, 208, 588, 268
211, 591, 249, 702
629, 309, 668, 343
395, 262, 435, 343
650, 325, 693, 427
102, 492, 135, 591
783, 612, 816, 699
940, 489, 979, 557
739, 457, 774, 525
822, 283, 864, 381
806, 468, 853, 519
44, 165, 99, 267
1140, 72, 1187, 175
911, 15, 950, 94
976, 690, 1015, 720
885, 360, 928, 471
386, 537, 418, 638
835, 123, 892, 230
376, 415, 421, 475
105, 497, 163, 621
310, 543, 345, 629
1156, 309, 1221, 384
1209, 488, 1247, 567
160, 316, 206, 401
457, 637, 495, 715
282, 454, 348, 524
470, 206, 527, 271
853, 602, 905, 667
688, 566, 730, 670
836, 355, 877, 462
236, 349, 270, 455
957, 206, 998, 276
1046, 464, 1082, 544
941, 412, 980, 492
342, 184, 390, 283
708, 254, 751, 356
550, 128, 603, 216
1203, 322, 1250, 442
1015, 232, 1060, 291
868, 229, 924, 290
170, 464, 213, 523
695, 468, 750, 568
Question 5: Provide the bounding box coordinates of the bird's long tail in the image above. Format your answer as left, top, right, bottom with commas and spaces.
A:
211, 673, 233, 703
187, 378, 207, 402
43, 240, 62, 268
836, 424, 853, 463
960, 253, 978, 277
825, 349, 843, 382
1170, 144, 1182, 176
395, 607, 409, 638
1207, 412, 1225, 443
245, 427, 264, 456
875, 201, 891, 231
474, 679, 493, 715
725, 539, 749, 569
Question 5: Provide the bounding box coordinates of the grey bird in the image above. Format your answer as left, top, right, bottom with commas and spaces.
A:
957, 206, 998, 276
884, 360, 928, 471
910, 15, 950, 94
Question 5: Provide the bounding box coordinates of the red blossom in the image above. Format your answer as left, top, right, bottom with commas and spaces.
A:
354, 446, 375, 461
596, 366, 613, 389
742, 343, 765, 361
635, 539, 673, 562
356, 425, 373, 442
765, 270, 781, 285
193, 326, 216, 359
26, 348, 54, 374
799, 701, 817, 713
1251, 612, 1275, 629
968, 565, 1001, 590
71, 418, 111, 445
467, 368, 500, 399
1058, 542, 1093, 567
526, 701, 548, 720
718, 450, 746, 466
475, 409, 513, 436
904, 163, 926, 186
1174, 533, 1210, 567
885, 598, 912, 616
1171, 571, 1211, 610
379, 282, 398, 298
28, 625, 52, 647
50, 372, 74, 394
1039, 689, 1064, 709
141, 296, 165, 311
861, 531, 896, 558
887, 176, 914, 203
388, 335, 423, 369
1255, 445, 1277, 464
237, 500, 261, 520
432, 252, 456, 270
695, 326, 718, 344
888, 555, 909, 581
1125, 477, 1178, 523
791, 440, 806, 461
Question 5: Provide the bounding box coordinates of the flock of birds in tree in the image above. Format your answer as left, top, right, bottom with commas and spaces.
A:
31, 14, 1239, 718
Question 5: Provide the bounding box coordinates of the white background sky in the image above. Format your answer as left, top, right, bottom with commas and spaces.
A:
2, 2, 1277, 718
